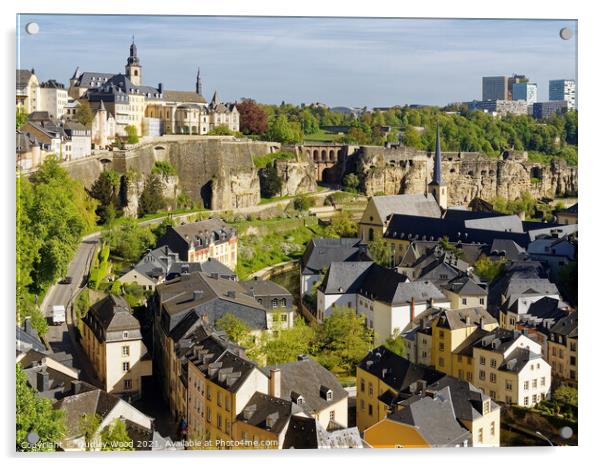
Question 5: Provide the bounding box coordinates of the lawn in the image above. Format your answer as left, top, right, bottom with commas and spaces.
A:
303, 130, 341, 143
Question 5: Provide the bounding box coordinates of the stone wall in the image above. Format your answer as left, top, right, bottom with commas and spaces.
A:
274, 151, 318, 196
356, 145, 578, 204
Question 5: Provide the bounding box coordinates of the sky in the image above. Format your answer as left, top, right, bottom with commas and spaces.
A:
17, 15, 577, 108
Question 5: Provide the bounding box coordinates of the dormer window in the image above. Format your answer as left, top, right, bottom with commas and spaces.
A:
123, 331, 129, 339
326, 390, 333, 401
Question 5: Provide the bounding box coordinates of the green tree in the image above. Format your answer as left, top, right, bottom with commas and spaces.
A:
79, 413, 102, 451
105, 218, 156, 263
554, 385, 578, 407
151, 160, 177, 178
383, 329, 406, 357
16, 364, 65, 451
88, 170, 121, 224
17, 107, 28, 129
259, 163, 282, 198
76, 100, 94, 128
558, 262, 577, 305
100, 419, 134, 451
138, 174, 166, 216
267, 114, 302, 143
368, 237, 394, 267
263, 318, 315, 365
293, 194, 314, 212
325, 211, 358, 238
207, 124, 234, 136
215, 313, 251, 345
342, 173, 360, 192
125, 124, 139, 144
474, 256, 506, 282
311, 306, 373, 375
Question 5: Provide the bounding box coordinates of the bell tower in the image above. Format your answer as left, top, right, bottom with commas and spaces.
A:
429, 123, 448, 210
125, 35, 142, 86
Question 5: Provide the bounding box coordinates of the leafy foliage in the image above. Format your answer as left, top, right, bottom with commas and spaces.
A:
88, 170, 121, 224
104, 218, 156, 264
342, 173, 360, 192
293, 194, 314, 212
252, 150, 296, 169
151, 160, 177, 178
237, 99, 269, 135
17, 107, 28, 129
383, 329, 406, 357
207, 124, 235, 136
554, 384, 578, 407
138, 174, 166, 216
16, 364, 65, 451
368, 237, 394, 267
324, 211, 358, 237
76, 100, 94, 128
215, 313, 251, 345
100, 419, 134, 451
125, 124, 139, 144
79, 413, 102, 451
474, 256, 507, 282
266, 114, 303, 143
258, 163, 282, 198
312, 306, 373, 375
262, 318, 315, 365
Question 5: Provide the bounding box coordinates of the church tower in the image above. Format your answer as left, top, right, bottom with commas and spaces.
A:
429, 123, 448, 210
125, 36, 142, 86
196, 68, 203, 96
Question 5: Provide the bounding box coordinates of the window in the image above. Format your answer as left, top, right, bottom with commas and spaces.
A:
439, 357, 445, 368
360, 379, 365, 392
490, 359, 497, 368
506, 396, 512, 403
524, 397, 529, 406
368, 383, 373, 396
462, 298, 467, 305
490, 373, 496, 383
225, 397, 231, 412
483, 401, 490, 414
532, 394, 538, 404
124, 379, 132, 390
207, 407, 212, 422
490, 391, 496, 399
478, 428, 483, 443
570, 356, 576, 366
281, 314, 288, 322
506, 380, 512, 390
541, 377, 546, 386
490, 421, 496, 436
360, 399, 365, 410
532, 379, 538, 388
123, 331, 129, 339
217, 414, 222, 430
217, 392, 222, 407
226, 420, 231, 435
524, 381, 529, 390
480, 356, 486, 365
272, 299, 278, 309
368, 404, 373, 416
207, 386, 212, 401
121, 346, 130, 357
479, 298, 485, 305
122, 362, 130, 372
479, 370, 486, 381
326, 391, 333, 401
439, 342, 444, 351
329, 411, 335, 421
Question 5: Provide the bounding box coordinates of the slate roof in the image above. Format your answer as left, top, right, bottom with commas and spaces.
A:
205, 349, 257, 393
400, 240, 485, 267
489, 239, 528, 261
550, 311, 578, 338
557, 203, 578, 215
163, 90, 207, 104
264, 358, 348, 415
387, 390, 472, 447
73, 72, 115, 89
240, 279, 291, 298
435, 307, 497, 331
300, 237, 367, 275
170, 218, 236, 245
282, 415, 319, 449
426, 376, 497, 422
84, 294, 140, 335
443, 275, 488, 296
16, 322, 46, 353
371, 193, 442, 221
237, 392, 294, 435
321, 261, 373, 294
499, 347, 541, 373
464, 215, 524, 233
358, 346, 445, 391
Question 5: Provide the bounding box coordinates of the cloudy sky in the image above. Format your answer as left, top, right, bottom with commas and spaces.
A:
17, 15, 577, 107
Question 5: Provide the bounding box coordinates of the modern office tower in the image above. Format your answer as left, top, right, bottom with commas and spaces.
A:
507, 74, 529, 99
532, 101, 568, 119
512, 82, 538, 104
482, 76, 509, 101
549, 79, 576, 109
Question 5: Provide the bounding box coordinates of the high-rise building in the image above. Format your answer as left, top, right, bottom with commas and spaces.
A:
507, 74, 529, 100
482, 76, 509, 101
549, 79, 576, 109
512, 82, 538, 105
532, 101, 568, 119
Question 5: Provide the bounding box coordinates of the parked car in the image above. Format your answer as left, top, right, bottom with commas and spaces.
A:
51, 305, 66, 325
60, 276, 73, 285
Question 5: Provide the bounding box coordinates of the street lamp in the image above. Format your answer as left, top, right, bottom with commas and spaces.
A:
535, 431, 554, 446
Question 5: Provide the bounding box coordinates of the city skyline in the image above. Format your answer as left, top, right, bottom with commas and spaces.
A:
18, 15, 577, 108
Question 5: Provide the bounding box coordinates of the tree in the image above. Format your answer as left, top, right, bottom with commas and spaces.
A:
383, 329, 406, 357
342, 173, 360, 192
325, 211, 358, 238
554, 385, 578, 407
368, 237, 394, 267
17, 107, 28, 129
138, 174, 166, 216
259, 163, 282, 198
79, 413, 102, 451
100, 419, 134, 451
215, 313, 251, 345
76, 100, 94, 128
237, 99, 268, 135
311, 306, 373, 375
105, 218, 156, 263
263, 318, 315, 365
88, 170, 121, 224
207, 124, 234, 136
474, 256, 506, 282
125, 124, 139, 144
151, 160, 177, 178
16, 364, 65, 451
293, 194, 314, 212
266, 114, 302, 144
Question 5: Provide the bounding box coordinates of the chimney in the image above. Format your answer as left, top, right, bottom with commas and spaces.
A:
269, 368, 281, 398
73, 380, 83, 395
37, 369, 49, 392
193, 290, 203, 300
158, 82, 163, 93
416, 379, 427, 395
410, 296, 416, 322
226, 290, 236, 298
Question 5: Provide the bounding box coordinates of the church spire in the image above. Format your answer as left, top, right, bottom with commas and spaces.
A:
196, 68, 202, 96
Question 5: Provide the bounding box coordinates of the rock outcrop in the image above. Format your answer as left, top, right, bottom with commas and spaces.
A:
356, 145, 578, 204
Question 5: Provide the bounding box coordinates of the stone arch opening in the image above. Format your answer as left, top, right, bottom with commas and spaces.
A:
321, 149, 327, 161
337, 149, 343, 161
329, 150, 335, 161
200, 180, 213, 210
313, 149, 319, 162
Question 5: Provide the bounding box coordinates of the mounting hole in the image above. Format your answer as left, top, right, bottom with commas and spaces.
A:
25, 22, 40, 35
560, 426, 573, 439
559, 27, 573, 40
